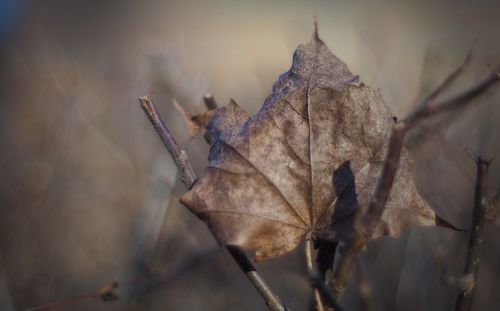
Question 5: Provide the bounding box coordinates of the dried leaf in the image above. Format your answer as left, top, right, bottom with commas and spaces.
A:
180, 31, 435, 261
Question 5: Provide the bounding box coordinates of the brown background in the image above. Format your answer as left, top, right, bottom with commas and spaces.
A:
1, 0, 500, 310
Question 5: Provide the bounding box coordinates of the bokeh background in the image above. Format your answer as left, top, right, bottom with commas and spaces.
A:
1, 0, 500, 310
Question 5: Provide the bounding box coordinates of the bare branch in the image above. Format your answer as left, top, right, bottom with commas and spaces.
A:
27, 282, 118, 311
404, 69, 500, 129
226, 245, 287, 311
140, 94, 287, 311
140, 94, 196, 187
331, 62, 500, 296
331, 125, 406, 295
416, 50, 472, 107
455, 157, 491, 311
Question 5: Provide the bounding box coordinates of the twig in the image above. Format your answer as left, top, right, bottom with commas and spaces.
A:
405, 70, 500, 127
306, 238, 325, 311
416, 50, 472, 107
27, 282, 118, 311
309, 270, 343, 311
455, 157, 491, 311
140, 95, 196, 187
226, 245, 287, 311
139, 94, 287, 311
330, 61, 500, 296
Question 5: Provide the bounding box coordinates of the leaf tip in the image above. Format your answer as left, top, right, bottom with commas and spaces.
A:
312, 15, 319, 40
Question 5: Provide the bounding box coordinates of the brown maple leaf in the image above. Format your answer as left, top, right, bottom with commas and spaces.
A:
180, 30, 435, 261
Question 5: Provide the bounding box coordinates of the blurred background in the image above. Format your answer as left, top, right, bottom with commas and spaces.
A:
1, 0, 500, 310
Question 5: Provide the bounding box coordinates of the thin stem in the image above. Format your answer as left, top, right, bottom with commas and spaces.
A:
305, 239, 314, 273
330, 62, 500, 296
455, 157, 491, 311
27, 282, 118, 311
309, 272, 343, 311
305, 239, 324, 311
306, 239, 343, 311
140, 94, 287, 311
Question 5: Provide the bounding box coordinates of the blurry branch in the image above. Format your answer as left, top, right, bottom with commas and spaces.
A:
416, 50, 471, 107
455, 157, 491, 311
309, 270, 343, 311
407, 52, 473, 154
137, 246, 221, 296
139, 94, 287, 311
226, 245, 287, 311
27, 282, 118, 311
331, 60, 500, 296
405, 71, 500, 127
355, 259, 374, 311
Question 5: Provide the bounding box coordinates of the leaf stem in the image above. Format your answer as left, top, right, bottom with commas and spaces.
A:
306, 238, 344, 311
139, 94, 287, 311
305, 239, 324, 311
